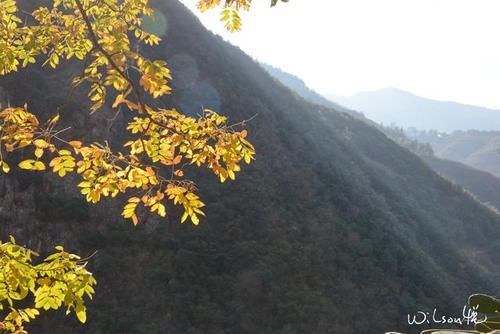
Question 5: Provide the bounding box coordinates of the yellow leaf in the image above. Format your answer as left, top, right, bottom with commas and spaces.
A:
47, 114, 60, 127
122, 197, 141, 225
219, 169, 228, 183
112, 94, 126, 108
49, 157, 61, 167
157, 203, 166, 217
68, 141, 82, 149
132, 214, 139, 226
58, 150, 72, 156
33, 161, 46, 171
49, 52, 59, 68
1, 162, 10, 173
35, 148, 44, 158
78, 181, 92, 188
33, 139, 49, 148
191, 214, 200, 225
76, 306, 86, 323
128, 197, 141, 203
18, 160, 34, 170
181, 212, 188, 223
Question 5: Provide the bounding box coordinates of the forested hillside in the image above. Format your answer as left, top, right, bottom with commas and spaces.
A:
1, 1, 500, 333
422, 156, 500, 212
380, 127, 500, 212
410, 129, 500, 178
264, 65, 500, 214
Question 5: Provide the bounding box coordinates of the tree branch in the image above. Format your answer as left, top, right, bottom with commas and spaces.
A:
73, 0, 147, 115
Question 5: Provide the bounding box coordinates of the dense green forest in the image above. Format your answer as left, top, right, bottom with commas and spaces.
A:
422, 156, 500, 213
1, 0, 500, 333
377, 126, 500, 213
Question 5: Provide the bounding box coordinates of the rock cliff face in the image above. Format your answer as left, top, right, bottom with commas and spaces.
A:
1, 1, 500, 333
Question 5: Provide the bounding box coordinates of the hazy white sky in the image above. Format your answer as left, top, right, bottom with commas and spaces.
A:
179, 0, 500, 109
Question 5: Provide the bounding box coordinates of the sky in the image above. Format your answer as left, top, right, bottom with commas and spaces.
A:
178, 0, 500, 109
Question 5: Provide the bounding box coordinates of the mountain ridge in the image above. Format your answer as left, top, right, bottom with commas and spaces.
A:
329, 87, 500, 132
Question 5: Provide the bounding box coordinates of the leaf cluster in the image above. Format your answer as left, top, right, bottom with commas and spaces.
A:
196, 0, 289, 32
0, 237, 95, 333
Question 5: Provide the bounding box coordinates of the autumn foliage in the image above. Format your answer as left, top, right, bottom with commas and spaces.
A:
0, 0, 255, 226
197, 0, 289, 31
0, 237, 96, 333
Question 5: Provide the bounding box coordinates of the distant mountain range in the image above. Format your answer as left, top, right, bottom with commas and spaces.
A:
329, 87, 500, 133
263, 64, 500, 212
326, 87, 500, 178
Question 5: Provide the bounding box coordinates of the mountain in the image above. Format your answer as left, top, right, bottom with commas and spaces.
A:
261, 64, 358, 115
1, 1, 500, 333
422, 155, 500, 212
324, 86, 500, 203
262, 65, 500, 212
380, 126, 500, 212
330, 87, 500, 133
409, 129, 500, 178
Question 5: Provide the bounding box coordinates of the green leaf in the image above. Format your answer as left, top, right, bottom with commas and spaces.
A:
469, 294, 500, 315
